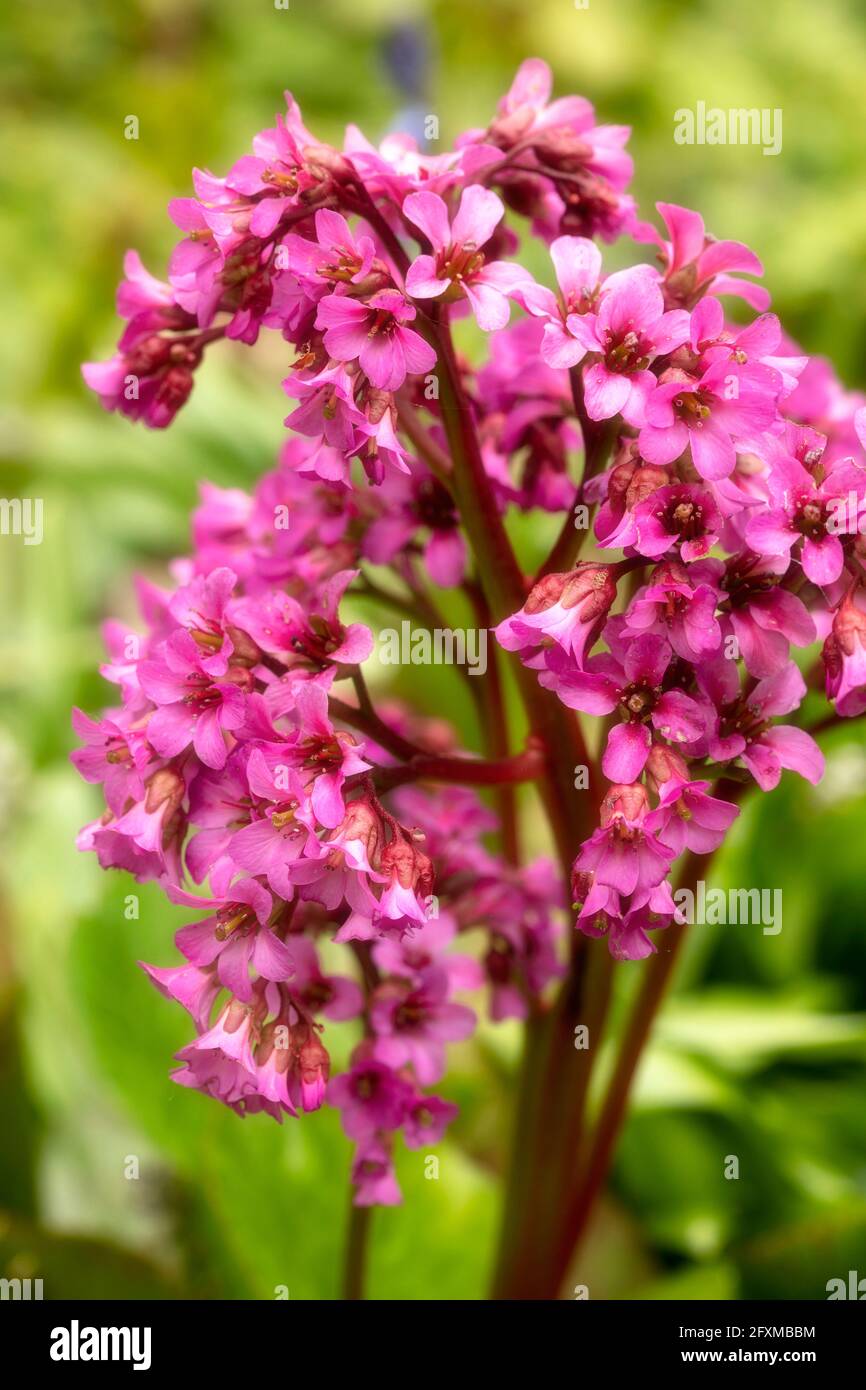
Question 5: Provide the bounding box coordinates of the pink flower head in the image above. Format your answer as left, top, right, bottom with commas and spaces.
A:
575, 878, 676, 961
169, 875, 292, 1002
620, 482, 724, 563
639, 361, 778, 481
70, 707, 150, 816
566, 266, 690, 424
404, 186, 530, 331
573, 783, 675, 897
702, 658, 824, 790
652, 779, 740, 856
459, 59, 635, 242
634, 202, 769, 311
288, 937, 364, 1021
363, 470, 466, 588
541, 633, 705, 782
517, 236, 602, 368
139, 959, 220, 1032
403, 1092, 459, 1150
283, 209, 377, 288
495, 563, 618, 668
370, 965, 476, 1086
376, 836, 435, 929
316, 288, 436, 391
720, 555, 816, 678
227, 750, 319, 898
745, 449, 866, 586
139, 631, 249, 770
623, 559, 722, 662
229, 569, 373, 685
82, 336, 202, 430
167, 566, 239, 676
328, 1054, 413, 1140
351, 1139, 402, 1207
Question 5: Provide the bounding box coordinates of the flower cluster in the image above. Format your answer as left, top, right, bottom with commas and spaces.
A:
72, 444, 563, 1201
76, 59, 865, 1203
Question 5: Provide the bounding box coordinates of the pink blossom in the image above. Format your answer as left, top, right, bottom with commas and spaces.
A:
495, 563, 618, 668
745, 450, 866, 585
634, 202, 769, 311
404, 185, 530, 331
639, 361, 778, 481
566, 266, 690, 424
540, 634, 705, 782
573, 784, 675, 898
316, 288, 436, 390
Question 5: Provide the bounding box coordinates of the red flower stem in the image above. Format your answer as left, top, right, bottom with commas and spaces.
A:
550, 921, 690, 1290
428, 310, 598, 854
329, 695, 424, 762
340, 940, 381, 1300
535, 369, 617, 579
420, 310, 614, 1301
341, 1200, 373, 1300
547, 786, 745, 1295
369, 744, 545, 793
464, 578, 520, 863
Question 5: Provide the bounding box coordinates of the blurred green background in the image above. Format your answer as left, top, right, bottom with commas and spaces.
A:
2, 0, 866, 1300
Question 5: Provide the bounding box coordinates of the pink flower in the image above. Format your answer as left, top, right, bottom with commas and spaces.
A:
634, 202, 769, 311
363, 471, 467, 588
495, 563, 618, 668
316, 288, 436, 390
623, 559, 722, 662
541, 633, 705, 782
719, 556, 816, 678
403, 1093, 459, 1149
227, 751, 319, 898
702, 659, 824, 790
76, 60, 854, 1212
167, 566, 239, 676
370, 965, 476, 1085
284, 209, 377, 287
575, 878, 676, 961
607, 482, 723, 562
639, 361, 778, 481
745, 450, 866, 586
459, 58, 635, 242
229, 569, 373, 684
404, 186, 530, 331
168, 875, 292, 1002
517, 236, 602, 368
565, 266, 690, 424
288, 937, 364, 1021
139, 631, 249, 770
823, 585, 866, 716
139, 960, 220, 1032
652, 779, 740, 856
70, 708, 150, 816
351, 1140, 402, 1207
329, 1055, 413, 1139
573, 783, 675, 897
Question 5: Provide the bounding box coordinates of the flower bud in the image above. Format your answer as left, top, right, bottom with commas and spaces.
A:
600, 782, 650, 827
